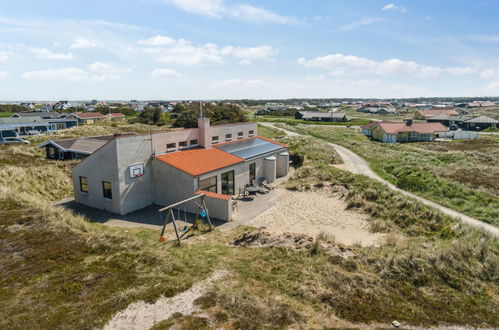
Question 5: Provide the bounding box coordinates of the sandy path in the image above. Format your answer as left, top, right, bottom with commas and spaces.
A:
260, 122, 499, 238
104, 271, 226, 330
251, 189, 384, 246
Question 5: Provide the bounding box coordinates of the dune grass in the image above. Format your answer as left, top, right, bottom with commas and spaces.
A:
277, 123, 499, 226
0, 123, 497, 328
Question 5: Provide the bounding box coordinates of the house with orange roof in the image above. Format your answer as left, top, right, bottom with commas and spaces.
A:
104, 113, 126, 121
367, 120, 449, 143
71, 118, 288, 221
67, 112, 106, 124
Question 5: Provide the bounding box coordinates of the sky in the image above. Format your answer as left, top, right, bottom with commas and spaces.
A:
1, 0, 499, 100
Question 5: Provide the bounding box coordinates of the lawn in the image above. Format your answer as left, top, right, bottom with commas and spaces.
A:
0, 123, 497, 329
277, 124, 499, 226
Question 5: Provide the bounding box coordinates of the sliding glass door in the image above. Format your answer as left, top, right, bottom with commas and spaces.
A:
221, 170, 235, 195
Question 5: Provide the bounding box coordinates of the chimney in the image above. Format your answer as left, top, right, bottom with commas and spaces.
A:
405, 119, 413, 126
198, 117, 211, 148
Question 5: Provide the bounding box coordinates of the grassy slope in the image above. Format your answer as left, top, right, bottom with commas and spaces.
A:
0, 124, 497, 329
279, 123, 499, 226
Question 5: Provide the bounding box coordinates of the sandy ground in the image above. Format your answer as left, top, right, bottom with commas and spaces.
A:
104, 271, 226, 330
250, 189, 384, 247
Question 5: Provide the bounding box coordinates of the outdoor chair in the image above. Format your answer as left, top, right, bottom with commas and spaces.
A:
251, 180, 267, 194
261, 179, 275, 191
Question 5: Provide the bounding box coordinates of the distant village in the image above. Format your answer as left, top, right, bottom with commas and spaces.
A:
0, 98, 498, 144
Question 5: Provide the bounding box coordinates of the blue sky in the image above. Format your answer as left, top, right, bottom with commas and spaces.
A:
1, 0, 499, 100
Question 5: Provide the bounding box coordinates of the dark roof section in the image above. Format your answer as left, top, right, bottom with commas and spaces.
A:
38, 135, 114, 154
12, 112, 63, 119
214, 136, 286, 160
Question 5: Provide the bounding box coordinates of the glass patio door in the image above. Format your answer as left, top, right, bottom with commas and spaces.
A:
221, 170, 235, 195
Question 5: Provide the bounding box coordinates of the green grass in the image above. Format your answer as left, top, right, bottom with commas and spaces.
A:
278, 124, 499, 226
0, 112, 14, 117
0, 123, 498, 328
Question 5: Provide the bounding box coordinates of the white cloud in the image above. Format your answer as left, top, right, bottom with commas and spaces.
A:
159, 0, 301, 24
481, 68, 496, 79
221, 45, 275, 59
210, 78, 265, 89
0, 71, 7, 78
88, 62, 132, 74
484, 80, 499, 92
297, 53, 475, 78
382, 3, 407, 12
70, 38, 97, 49
0, 51, 9, 62
30, 47, 73, 60
151, 68, 181, 77
139, 36, 275, 66
138, 35, 174, 46
340, 18, 383, 31
239, 59, 252, 65
22, 67, 125, 82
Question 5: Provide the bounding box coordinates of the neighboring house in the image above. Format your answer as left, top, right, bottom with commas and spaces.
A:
360, 121, 380, 137
366, 120, 449, 143
295, 111, 348, 122
39, 105, 54, 112
255, 109, 270, 116
38, 135, 115, 160
357, 107, 397, 115
426, 114, 463, 128
105, 113, 126, 121
67, 112, 105, 124
414, 109, 459, 120
468, 101, 496, 107
460, 115, 499, 131
0, 117, 77, 138
427, 114, 499, 131
72, 118, 288, 221
11, 111, 63, 119
20, 102, 36, 110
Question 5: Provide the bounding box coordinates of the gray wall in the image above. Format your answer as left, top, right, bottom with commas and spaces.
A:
72, 139, 121, 213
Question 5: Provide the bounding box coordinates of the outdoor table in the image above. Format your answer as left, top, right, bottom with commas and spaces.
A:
246, 186, 259, 198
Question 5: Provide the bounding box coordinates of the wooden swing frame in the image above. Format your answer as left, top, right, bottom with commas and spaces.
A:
158, 194, 213, 245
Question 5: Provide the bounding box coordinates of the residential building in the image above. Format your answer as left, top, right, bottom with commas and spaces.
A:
38, 135, 116, 160
0, 117, 77, 138
295, 111, 348, 122
11, 111, 64, 119
427, 114, 498, 131
360, 121, 380, 137
105, 113, 126, 121
414, 109, 459, 120
67, 112, 105, 124
71, 119, 288, 221
357, 107, 397, 115
366, 120, 449, 143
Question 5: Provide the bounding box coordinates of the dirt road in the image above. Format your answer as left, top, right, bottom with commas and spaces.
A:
260, 122, 499, 237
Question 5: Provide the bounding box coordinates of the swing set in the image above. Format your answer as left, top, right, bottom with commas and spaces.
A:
158, 193, 213, 245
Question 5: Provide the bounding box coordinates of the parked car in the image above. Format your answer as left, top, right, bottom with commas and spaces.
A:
0, 137, 30, 145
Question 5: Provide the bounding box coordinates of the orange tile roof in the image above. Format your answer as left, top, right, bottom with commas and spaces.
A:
378, 122, 449, 134
195, 190, 231, 200
155, 147, 244, 176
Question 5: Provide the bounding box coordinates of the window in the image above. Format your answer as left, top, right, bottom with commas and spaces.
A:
249, 130, 255, 137
102, 181, 112, 199
221, 170, 235, 195
199, 176, 217, 193
249, 163, 256, 185
166, 143, 176, 150
190, 139, 198, 146
212, 136, 219, 143
48, 146, 55, 158
79, 176, 88, 193
225, 133, 232, 141
179, 141, 188, 148
58, 150, 64, 159
238, 132, 244, 139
